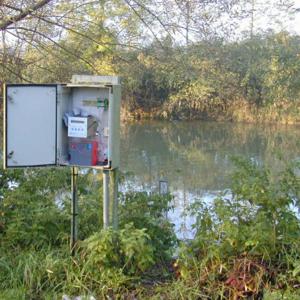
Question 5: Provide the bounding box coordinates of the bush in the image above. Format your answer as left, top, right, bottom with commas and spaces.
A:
0, 165, 177, 298
119, 192, 177, 262
82, 223, 155, 275
176, 158, 300, 299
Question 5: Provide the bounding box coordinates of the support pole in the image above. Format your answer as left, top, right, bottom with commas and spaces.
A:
110, 168, 119, 229
103, 169, 110, 229
71, 166, 78, 255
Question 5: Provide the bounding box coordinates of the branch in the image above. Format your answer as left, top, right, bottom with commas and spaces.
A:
8, 26, 98, 72
123, 0, 164, 48
4, 30, 68, 76
1, 62, 32, 83
131, 0, 173, 39
0, 0, 53, 31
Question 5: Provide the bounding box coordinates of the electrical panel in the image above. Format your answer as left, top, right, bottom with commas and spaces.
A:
3, 75, 121, 169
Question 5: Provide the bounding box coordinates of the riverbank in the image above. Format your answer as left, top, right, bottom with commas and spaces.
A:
122, 98, 300, 125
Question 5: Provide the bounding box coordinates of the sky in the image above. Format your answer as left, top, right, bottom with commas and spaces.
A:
288, 0, 300, 34
154, 0, 300, 44
250, 0, 300, 35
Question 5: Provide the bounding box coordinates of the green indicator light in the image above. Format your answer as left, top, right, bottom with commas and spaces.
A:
97, 98, 102, 108
104, 98, 109, 111
96, 98, 109, 110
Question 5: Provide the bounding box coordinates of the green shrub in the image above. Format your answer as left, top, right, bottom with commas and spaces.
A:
119, 192, 177, 262
0, 164, 176, 298
176, 158, 300, 299
82, 223, 155, 275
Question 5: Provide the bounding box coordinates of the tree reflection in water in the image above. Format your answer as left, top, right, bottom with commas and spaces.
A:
120, 121, 300, 238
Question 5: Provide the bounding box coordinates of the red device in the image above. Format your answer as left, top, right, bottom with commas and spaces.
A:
69, 140, 98, 166
91, 140, 98, 165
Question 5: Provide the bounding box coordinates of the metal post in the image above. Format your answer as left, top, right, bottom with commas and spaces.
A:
71, 166, 78, 255
103, 169, 110, 229
110, 168, 119, 229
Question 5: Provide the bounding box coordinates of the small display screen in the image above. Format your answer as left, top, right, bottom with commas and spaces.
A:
71, 120, 85, 124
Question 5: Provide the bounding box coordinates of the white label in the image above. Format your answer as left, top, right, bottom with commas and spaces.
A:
104, 127, 109, 137
68, 117, 88, 138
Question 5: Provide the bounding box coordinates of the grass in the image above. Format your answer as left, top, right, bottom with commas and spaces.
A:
0, 159, 300, 299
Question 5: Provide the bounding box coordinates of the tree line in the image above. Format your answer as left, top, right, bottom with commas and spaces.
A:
1, 0, 300, 122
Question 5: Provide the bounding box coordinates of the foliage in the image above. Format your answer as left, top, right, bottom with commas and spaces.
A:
175, 158, 300, 299
1, 156, 300, 298
0, 162, 176, 298
119, 191, 177, 262
1, 0, 300, 123
158, 33, 300, 121
0, 167, 70, 248
0, 161, 23, 199
103, 31, 300, 123
82, 223, 155, 275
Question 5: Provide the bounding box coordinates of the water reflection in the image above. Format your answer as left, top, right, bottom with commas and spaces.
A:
120, 121, 300, 238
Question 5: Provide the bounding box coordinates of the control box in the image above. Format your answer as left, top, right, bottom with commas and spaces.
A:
68, 116, 97, 139
3, 75, 121, 169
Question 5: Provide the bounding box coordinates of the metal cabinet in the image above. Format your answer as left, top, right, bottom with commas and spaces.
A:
3, 75, 121, 169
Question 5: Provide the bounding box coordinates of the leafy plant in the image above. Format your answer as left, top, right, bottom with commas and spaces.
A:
176, 158, 300, 299
82, 223, 154, 275
119, 192, 177, 262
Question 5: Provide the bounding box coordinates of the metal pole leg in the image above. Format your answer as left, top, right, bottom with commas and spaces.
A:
110, 168, 119, 230
71, 166, 78, 255
103, 169, 110, 229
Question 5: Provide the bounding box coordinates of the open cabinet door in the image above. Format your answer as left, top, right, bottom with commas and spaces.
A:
4, 84, 57, 168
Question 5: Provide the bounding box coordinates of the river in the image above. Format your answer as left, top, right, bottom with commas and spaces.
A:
119, 121, 300, 238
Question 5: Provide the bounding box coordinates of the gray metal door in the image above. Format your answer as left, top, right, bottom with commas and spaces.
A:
4, 85, 57, 168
